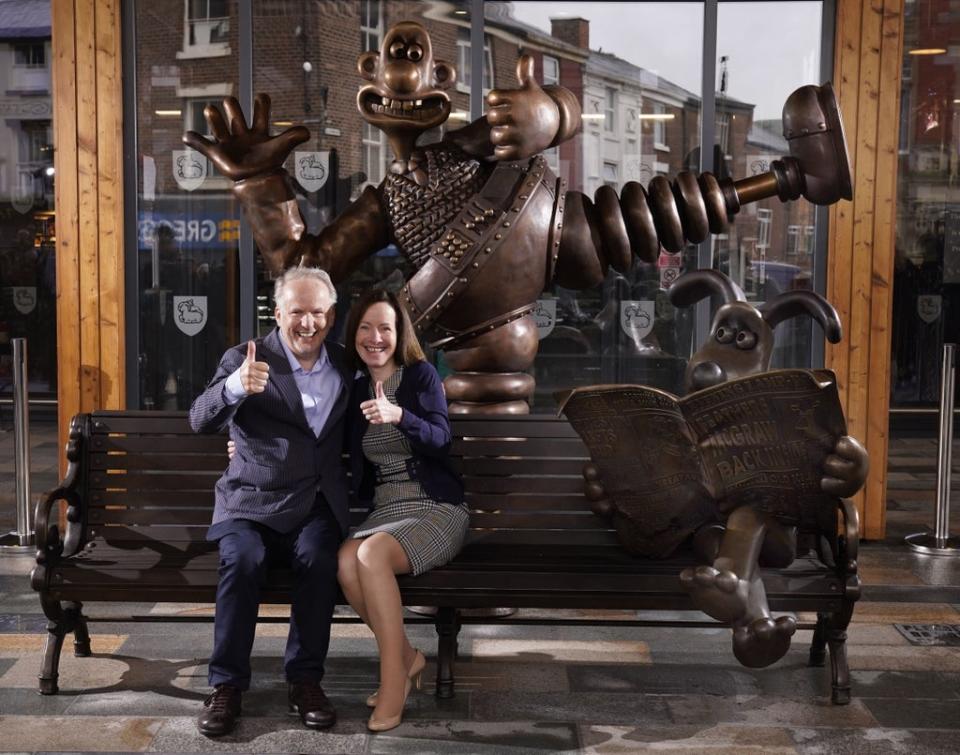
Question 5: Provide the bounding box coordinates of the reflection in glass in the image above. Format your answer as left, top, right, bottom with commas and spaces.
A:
134, 0, 241, 410
716, 1, 822, 370
511, 2, 703, 405
891, 0, 960, 406
0, 4, 56, 398
252, 0, 470, 345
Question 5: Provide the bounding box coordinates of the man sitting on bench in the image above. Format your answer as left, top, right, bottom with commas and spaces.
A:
189, 267, 353, 737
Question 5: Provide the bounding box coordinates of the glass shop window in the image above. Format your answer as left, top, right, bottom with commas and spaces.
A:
890, 0, 960, 407
715, 1, 823, 370
511, 1, 704, 408
252, 0, 471, 344
0, 13, 56, 402
132, 0, 241, 410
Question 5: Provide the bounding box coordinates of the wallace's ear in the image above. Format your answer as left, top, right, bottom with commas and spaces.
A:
433, 60, 456, 90
357, 51, 379, 81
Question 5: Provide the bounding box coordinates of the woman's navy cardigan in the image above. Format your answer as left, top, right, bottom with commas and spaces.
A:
347, 360, 465, 509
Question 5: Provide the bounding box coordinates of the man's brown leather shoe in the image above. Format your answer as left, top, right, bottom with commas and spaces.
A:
198, 683, 241, 737
288, 681, 336, 729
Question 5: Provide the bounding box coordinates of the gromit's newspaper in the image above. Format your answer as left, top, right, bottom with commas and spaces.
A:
556, 370, 845, 558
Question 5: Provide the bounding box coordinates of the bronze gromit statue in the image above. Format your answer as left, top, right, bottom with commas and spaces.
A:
669, 270, 843, 392
579, 270, 869, 668
184, 20, 853, 413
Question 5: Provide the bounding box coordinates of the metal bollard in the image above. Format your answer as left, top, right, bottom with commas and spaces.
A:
906, 342, 960, 556
2, 338, 34, 552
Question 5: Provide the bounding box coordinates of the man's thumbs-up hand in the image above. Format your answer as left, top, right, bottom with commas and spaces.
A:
359, 379, 403, 425
239, 340, 270, 395
486, 54, 560, 161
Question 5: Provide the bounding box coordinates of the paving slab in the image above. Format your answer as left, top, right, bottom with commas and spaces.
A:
366, 720, 580, 754
580, 723, 798, 754
146, 716, 367, 754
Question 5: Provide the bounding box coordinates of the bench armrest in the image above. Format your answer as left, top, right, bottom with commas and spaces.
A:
33, 415, 88, 575
834, 498, 860, 599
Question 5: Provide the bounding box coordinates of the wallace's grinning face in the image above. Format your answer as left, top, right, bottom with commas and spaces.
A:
356, 21, 455, 141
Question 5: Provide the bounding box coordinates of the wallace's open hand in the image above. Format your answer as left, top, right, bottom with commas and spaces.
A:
182, 93, 309, 181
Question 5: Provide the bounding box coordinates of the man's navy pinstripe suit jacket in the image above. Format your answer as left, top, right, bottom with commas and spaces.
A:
189, 327, 353, 538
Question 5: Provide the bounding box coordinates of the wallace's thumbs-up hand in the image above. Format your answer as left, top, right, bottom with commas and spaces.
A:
486, 54, 560, 161
360, 380, 403, 425
239, 340, 270, 395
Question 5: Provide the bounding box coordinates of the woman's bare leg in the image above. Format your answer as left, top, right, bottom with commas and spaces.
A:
356, 532, 416, 719
337, 539, 371, 624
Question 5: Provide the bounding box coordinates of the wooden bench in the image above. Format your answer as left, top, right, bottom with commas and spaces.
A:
31, 410, 860, 703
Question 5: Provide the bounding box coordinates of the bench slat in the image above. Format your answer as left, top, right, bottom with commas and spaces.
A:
90, 435, 225, 453
465, 493, 591, 511
91, 490, 216, 507
450, 419, 581, 438
92, 415, 196, 434
454, 438, 588, 456
462, 476, 585, 494
86, 506, 607, 530
452, 457, 585, 475
88, 508, 216, 525
89, 471, 224, 490
87, 491, 593, 514
91, 453, 227, 472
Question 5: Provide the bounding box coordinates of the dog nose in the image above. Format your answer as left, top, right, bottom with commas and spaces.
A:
690, 361, 726, 391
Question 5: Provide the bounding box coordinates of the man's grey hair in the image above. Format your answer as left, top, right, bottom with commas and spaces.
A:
273, 266, 338, 311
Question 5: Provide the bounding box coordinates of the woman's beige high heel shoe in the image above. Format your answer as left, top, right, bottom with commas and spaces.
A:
366, 649, 425, 707
367, 677, 412, 732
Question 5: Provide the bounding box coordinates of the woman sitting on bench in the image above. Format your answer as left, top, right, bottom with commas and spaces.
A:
338, 289, 468, 733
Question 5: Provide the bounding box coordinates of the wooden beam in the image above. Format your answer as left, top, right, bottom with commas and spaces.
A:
52, 0, 80, 471
827, 0, 904, 539
95, 0, 125, 409
52, 0, 126, 473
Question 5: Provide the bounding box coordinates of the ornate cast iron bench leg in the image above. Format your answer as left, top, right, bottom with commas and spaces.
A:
72, 603, 91, 657
38, 599, 89, 695
808, 612, 828, 667
434, 606, 461, 699
39, 618, 66, 695
826, 603, 854, 705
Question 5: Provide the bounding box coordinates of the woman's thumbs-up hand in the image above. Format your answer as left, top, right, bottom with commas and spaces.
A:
360, 380, 403, 425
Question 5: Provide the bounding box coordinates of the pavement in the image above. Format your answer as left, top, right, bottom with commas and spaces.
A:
0, 420, 959, 753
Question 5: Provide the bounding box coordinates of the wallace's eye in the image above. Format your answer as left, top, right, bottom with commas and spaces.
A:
735, 330, 757, 350
407, 44, 423, 62
389, 41, 406, 59
715, 327, 734, 344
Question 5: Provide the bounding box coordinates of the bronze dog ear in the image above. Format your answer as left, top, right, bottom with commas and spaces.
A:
668, 269, 746, 309
761, 290, 842, 343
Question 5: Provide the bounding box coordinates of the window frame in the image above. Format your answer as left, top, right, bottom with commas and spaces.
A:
178, 0, 232, 60
14, 43, 46, 68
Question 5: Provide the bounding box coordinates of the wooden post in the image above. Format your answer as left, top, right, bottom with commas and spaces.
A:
826, 0, 905, 539
52, 0, 126, 474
